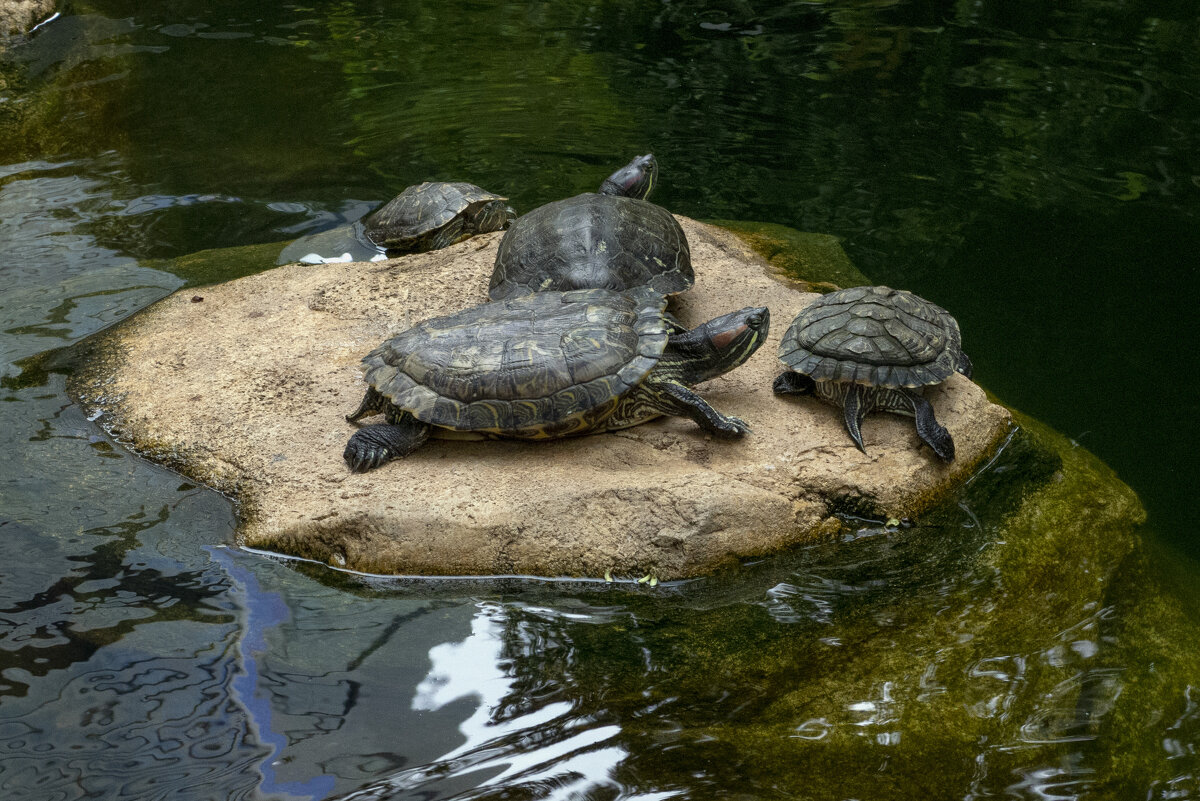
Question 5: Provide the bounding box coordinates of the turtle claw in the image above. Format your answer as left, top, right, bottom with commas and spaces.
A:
343, 418, 431, 472
343, 436, 392, 473
723, 415, 752, 437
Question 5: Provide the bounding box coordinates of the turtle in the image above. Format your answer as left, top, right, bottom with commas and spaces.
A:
773, 285, 973, 461
363, 181, 515, 253
487, 154, 694, 300
343, 287, 769, 472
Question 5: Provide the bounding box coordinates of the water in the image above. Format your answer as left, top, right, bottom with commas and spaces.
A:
1, 1, 1198, 798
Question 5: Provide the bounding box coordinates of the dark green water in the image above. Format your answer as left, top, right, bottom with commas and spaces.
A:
2, 1, 1199, 798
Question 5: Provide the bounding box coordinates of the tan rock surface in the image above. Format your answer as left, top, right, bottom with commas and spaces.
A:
74, 219, 1011, 579
1, 0, 55, 38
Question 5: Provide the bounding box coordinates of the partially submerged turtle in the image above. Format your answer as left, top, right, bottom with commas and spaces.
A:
344, 288, 769, 471
774, 285, 972, 461
364, 181, 515, 253
487, 154, 694, 300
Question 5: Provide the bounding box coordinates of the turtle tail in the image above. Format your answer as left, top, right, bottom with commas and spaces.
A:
346, 386, 387, 423
565, 268, 623, 293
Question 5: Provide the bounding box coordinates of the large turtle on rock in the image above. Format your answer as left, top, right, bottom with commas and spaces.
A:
774, 285, 972, 462
487, 154, 694, 300
364, 181, 515, 253
344, 287, 769, 472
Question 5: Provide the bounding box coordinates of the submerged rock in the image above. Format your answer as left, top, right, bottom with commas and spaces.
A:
600, 410, 1153, 797
72, 217, 1011, 579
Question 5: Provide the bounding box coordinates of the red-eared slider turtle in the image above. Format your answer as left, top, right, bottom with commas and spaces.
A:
487, 155, 694, 300
363, 181, 515, 253
774, 285, 972, 461
343, 287, 769, 472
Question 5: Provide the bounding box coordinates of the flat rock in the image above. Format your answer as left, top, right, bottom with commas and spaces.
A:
74, 218, 1011, 579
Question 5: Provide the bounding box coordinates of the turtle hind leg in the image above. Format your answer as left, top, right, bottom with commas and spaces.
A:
344, 413, 431, 472
908, 391, 955, 462
842, 384, 870, 454
773, 371, 815, 396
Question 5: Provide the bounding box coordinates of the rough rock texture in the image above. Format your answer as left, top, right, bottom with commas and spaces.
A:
0, 0, 55, 38
74, 218, 1012, 579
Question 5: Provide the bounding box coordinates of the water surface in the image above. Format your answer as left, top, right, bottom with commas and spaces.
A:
2, 1, 1198, 798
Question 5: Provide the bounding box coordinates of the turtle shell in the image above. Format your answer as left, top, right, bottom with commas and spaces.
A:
487, 194, 693, 300
361, 288, 670, 439
778, 285, 968, 389
364, 181, 509, 251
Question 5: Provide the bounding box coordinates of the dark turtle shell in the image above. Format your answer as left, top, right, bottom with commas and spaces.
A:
364, 181, 512, 253
487, 194, 693, 300
778, 285, 969, 388
360, 288, 670, 439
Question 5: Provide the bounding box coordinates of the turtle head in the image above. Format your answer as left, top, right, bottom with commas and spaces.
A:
955, 350, 973, 379
598, 154, 657, 200
664, 306, 770, 384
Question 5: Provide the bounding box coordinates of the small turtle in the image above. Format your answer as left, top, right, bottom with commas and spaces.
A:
343, 288, 769, 471
773, 285, 972, 461
364, 181, 515, 253
487, 154, 694, 300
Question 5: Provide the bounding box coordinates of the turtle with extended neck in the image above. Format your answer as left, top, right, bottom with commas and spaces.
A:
487, 154, 694, 300
343, 287, 768, 472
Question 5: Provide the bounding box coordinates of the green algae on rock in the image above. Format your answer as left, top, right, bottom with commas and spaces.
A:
596, 408, 1149, 797
143, 239, 291, 289
708, 220, 872, 291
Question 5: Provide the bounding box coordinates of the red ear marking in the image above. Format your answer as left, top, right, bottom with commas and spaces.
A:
709, 324, 748, 350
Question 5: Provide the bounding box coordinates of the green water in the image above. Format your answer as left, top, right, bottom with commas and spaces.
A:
2, 1, 1199, 798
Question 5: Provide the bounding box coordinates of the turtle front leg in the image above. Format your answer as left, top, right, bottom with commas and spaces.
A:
344, 412, 432, 472
649, 379, 751, 438
431, 216, 468, 250
906, 390, 955, 462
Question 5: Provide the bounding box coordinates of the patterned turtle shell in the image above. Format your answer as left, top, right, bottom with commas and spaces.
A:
363, 181, 512, 253
487, 194, 693, 300
360, 288, 670, 439
778, 285, 969, 389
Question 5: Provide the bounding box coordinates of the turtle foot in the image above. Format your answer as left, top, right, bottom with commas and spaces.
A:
343, 429, 396, 473
715, 415, 752, 438
343, 418, 431, 472
910, 391, 955, 462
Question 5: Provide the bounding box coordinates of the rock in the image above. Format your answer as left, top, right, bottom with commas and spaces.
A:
0, 0, 55, 40
71, 217, 1011, 579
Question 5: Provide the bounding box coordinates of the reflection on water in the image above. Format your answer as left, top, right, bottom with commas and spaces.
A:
2, 0, 1200, 798
345, 602, 640, 801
